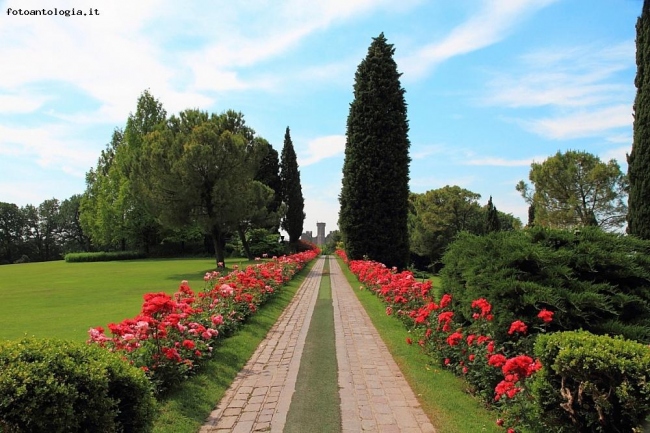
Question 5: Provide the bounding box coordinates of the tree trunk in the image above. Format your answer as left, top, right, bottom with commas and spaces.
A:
211, 224, 226, 267
238, 225, 253, 260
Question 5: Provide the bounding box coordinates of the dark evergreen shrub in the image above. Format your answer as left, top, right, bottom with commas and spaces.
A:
440, 227, 650, 343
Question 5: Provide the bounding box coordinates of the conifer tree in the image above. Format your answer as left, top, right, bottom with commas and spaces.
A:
339, 33, 411, 268
485, 196, 501, 233
628, 0, 650, 239
279, 127, 305, 247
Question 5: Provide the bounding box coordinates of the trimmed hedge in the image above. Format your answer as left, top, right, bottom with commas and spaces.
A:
64, 251, 146, 263
0, 338, 156, 433
531, 331, 650, 432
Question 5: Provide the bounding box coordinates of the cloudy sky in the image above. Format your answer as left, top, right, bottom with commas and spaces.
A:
0, 0, 641, 237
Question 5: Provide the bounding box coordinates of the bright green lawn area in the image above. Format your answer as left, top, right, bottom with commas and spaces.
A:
0, 257, 255, 342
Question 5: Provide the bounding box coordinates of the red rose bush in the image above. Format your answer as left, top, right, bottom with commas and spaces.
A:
89, 249, 318, 393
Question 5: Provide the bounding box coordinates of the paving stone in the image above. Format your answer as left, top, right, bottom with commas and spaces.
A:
199, 256, 438, 433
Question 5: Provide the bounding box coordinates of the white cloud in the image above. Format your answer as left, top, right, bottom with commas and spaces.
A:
411, 144, 446, 159
464, 156, 542, 167
0, 92, 51, 114
299, 135, 346, 166
400, 0, 558, 79
523, 104, 632, 140
600, 146, 631, 167
483, 42, 634, 109
0, 124, 99, 176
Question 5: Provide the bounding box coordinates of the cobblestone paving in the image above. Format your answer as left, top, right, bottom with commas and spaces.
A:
200, 256, 436, 432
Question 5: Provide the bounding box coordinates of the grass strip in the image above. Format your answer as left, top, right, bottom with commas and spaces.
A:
335, 257, 500, 433
152, 259, 317, 433
284, 256, 341, 433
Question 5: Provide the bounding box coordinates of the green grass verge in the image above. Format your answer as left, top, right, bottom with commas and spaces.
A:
285, 257, 341, 433
335, 257, 500, 433
152, 259, 317, 433
0, 257, 258, 342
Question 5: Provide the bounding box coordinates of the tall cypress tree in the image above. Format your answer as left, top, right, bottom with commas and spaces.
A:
339, 33, 411, 268
280, 127, 305, 246
254, 137, 282, 218
485, 196, 501, 233
628, 0, 650, 239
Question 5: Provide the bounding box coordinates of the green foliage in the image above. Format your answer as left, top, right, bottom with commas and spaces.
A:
0, 202, 25, 264
517, 150, 627, 231
440, 227, 650, 343
339, 33, 411, 269
254, 137, 282, 218
485, 196, 501, 233
629, 0, 650, 240
409, 186, 483, 268
139, 109, 270, 265
65, 250, 146, 262
531, 331, 650, 432
280, 127, 305, 245
0, 338, 155, 433
232, 228, 285, 258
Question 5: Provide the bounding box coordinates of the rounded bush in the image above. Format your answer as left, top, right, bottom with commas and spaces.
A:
532, 331, 650, 432
0, 338, 155, 433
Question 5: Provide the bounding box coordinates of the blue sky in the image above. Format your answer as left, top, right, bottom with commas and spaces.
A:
0, 0, 641, 237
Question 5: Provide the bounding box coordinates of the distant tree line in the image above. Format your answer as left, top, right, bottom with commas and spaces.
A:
0, 91, 305, 265
0, 196, 89, 264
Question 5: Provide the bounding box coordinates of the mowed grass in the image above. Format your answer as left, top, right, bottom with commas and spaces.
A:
285, 257, 341, 433
0, 257, 256, 342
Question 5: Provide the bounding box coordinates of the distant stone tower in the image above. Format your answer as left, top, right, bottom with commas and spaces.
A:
316, 222, 326, 245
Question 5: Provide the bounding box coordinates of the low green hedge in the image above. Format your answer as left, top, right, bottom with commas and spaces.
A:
531, 331, 650, 432
0, 338, 156, 433
64, 251, 146, 262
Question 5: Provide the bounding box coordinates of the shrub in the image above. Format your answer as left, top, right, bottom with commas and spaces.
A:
65, 251, 146, 262
440, 227, 650, 343
530, 331, 650, 433
0, 338, 155, 433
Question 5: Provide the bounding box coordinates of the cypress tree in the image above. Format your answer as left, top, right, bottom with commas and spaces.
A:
280, 127, 305, 246
339, 33, 411, 268
628, 0, 650, 239
254, 137, 282, 217
485, 196, 501, 233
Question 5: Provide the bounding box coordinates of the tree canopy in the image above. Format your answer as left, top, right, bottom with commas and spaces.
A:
517, 150, 627, 231
279, 127, 305, 246
628, 0, 650, 239
339, 33, 411, 268
138, 109, 271, 265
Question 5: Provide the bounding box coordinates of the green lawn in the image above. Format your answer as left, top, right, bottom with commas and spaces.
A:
0, 257, 255, 341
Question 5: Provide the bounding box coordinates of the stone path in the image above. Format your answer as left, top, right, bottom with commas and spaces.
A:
200, 256, 436, 432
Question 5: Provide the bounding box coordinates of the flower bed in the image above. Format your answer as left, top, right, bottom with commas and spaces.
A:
89, 249, 319, 393
335, 250, 550, 432
338, 249, 650, 432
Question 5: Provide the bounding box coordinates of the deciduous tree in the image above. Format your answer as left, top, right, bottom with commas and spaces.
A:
409, 186, 483, 267
517, 150, 627, 231
139, 109, 269, 266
